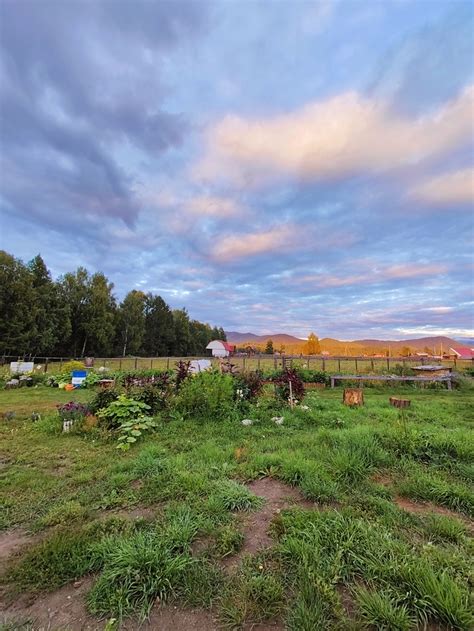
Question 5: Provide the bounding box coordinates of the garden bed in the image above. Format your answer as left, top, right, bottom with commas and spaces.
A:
0, 372, 473, 630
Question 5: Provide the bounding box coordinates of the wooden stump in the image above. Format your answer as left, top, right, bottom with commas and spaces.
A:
389, 397, 411, 408
343, 388, 364, 406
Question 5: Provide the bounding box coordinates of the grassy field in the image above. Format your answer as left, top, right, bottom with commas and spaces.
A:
0, 384, 473, 630
5, 356, 472, 375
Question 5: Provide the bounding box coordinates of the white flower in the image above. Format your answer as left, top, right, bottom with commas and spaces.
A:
241, 418, 253, 426
272, 416, 284, 425
300, 405, 310, 411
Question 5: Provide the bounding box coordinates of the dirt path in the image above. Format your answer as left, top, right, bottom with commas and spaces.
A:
223, 477, 314, 570
0, 529, 35, 565
394, 496, 474, 532
1, 577, 99, 630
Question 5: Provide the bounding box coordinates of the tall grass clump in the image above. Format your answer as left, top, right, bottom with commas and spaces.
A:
212, 479, 264, 512
87, 531, 192, 619
354, 587, 414, 630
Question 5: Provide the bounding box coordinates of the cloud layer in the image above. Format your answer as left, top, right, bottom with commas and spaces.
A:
1, 0, 473, 341
196, 86, 473, 185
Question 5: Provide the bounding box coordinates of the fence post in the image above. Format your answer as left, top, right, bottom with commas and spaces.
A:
44, 358, 49, 373
322, 357, 325, 371
371, 359, 374, 371
60, 357, 63, 371
243, 356, 246, 370
134, 357, 138, 370
355, 358, 358, 372
257, 353, 261, 371
274, 355, 277, 369
167, 357, 170, 370
338, 358, 341, 372
150, 359, 153, 369
387, 357, 390, 371
119, 358, 122, 370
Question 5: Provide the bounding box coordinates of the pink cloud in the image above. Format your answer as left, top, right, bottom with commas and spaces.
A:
194, 85, 473, 185
297, 262, 449, 288
211, 225, 299, 262
409, 168, 474, 205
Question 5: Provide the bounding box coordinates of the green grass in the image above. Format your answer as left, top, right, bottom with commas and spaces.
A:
0, 384, 473, 629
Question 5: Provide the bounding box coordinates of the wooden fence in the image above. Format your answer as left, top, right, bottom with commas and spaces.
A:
1, 354, 472, 374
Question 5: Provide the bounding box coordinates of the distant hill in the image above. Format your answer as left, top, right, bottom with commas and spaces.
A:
226, 332, 303, 345
225, 331, 461, 354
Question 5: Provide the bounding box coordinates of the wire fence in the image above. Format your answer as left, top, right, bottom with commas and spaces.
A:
1, 354, 472, 375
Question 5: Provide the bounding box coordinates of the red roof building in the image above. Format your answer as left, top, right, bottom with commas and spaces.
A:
449, 347, 474, 360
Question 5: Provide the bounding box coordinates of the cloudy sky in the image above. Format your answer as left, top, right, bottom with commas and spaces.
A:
0, 0, 473, 340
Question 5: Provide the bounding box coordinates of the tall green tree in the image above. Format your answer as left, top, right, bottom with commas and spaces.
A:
189, 320, 214, 355
82, 272, 116, 356
143, 294, 175, 356
117, 290, 146, 356
172, 308, 192, 356
59, 268, 115, 356
0, 251, 37, 354
27, 255, 71, 355
59, 267, 90, 356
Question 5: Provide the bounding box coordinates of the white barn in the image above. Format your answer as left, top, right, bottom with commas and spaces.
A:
206, 340, 235, 357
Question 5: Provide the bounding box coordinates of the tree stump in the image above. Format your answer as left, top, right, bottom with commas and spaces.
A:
343, 388, 364, 406
389, 397, 411, 408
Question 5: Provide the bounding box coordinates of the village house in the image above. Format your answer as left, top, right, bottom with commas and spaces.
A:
449, 346, 474, 360
206, 340, 236, 358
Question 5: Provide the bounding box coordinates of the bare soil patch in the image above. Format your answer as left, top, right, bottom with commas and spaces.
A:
0, 577, 99, 630
0, 529, 36, 565
109, 505, 156, 521
224, 477, 314, 569
371, 472, 394, 488
395, 496, 474, 531
123, 605, 218, 631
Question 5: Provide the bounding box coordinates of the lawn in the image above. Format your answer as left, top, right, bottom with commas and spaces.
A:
0, 383, 473, 630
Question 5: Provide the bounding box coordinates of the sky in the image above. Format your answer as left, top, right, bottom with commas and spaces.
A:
0, 0, 473, 341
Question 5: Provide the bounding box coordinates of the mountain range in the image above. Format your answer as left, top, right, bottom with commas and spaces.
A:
225, 332, 462, 354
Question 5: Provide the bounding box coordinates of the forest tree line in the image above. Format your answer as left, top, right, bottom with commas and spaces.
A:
0, 251, 226, 357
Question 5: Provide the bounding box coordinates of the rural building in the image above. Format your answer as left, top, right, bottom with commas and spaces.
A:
449, 347, 474, 360
206, 340, 236, 357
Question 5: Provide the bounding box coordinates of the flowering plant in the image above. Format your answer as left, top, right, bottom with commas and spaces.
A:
57, 401, 89, 422
273, 368, 305, 405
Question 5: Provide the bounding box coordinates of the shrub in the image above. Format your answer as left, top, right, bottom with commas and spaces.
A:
234, 371, 264, 401
97, 394, 151, 430
175, 371, 235, 421
274, 368, 305, 405
175, 360, 191, 390
89, 388, 121, 415
298, 369, 330, 385
121, 370, 171, 389
62, 360, 86, 373
128, 383, 169, 414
